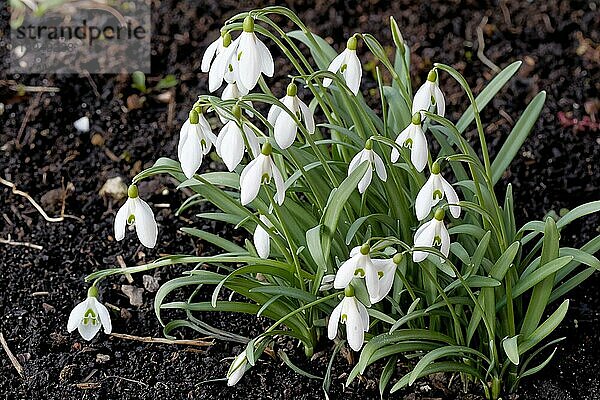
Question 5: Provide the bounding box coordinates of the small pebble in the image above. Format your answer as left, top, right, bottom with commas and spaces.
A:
74, 116, 90, 132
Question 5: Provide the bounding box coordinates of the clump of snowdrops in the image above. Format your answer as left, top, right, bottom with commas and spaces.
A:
73, 7, 600, 399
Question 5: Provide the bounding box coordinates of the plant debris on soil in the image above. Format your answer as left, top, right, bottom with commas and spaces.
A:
1, 1, 599, 399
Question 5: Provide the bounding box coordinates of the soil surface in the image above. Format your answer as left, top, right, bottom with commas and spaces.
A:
1, 1, 599, 399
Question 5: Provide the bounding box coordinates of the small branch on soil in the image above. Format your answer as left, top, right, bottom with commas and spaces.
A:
0, 235, 43, 250
16, 92, 42, 147
0, 80, 60, 93
116, 255, 134, 284
476, 16, 501, 73
109, 333, 214, 347
0, 177, 83, 223
0, 332, 24, 378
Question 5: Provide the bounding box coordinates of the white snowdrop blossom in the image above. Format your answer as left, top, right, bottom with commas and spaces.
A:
227, 351, 250, 386
267, 82, 315, 149
369, 254, 402, 303
67, 287, 112, 341
177, 109, 217, 179
348, 140, 387, 194
239, 142, 286, 206
334, 244, 379, 299
215, 106, 260, 171
413, 209, 451, 263
391, 112, 428, 172
412, 69, 445, 118
201, 32, 244, 93
227, 17, 274, 92
114, 184, 158, 248
328, 286, 369, 351
415, 162, 461, 220
323, 35, 362, 95
254, 214, 273, 259
218, 82, 252, 123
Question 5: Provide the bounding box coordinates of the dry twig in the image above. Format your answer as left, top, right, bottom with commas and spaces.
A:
116, 255, 134, 284
110, 333, 213, 347
476, 16, 501, 73
0, 332, 24, 378
0, 235, 43, 250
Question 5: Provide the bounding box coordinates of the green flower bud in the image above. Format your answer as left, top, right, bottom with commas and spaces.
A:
128, 184, 139, 199
427, 69, 437, 82
232, 105, 242, 120
243, 16, 255, 33
222, 32, 232, 47
411, 112, 422, 125
189, 109, 200, 124
431, 161, 441, 175
360, 243, 370, 255
347, 35, 358, 51
87, 286, 99, 298
286, 82, 298, 97
261, 141, 272, 156
344, 285, 355, 297
364, 139, 373, 150
392, 253, 403, 265
390, 16, 405, 55
434, 208, 445, 221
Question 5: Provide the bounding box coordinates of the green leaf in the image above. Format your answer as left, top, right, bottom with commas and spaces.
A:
490, 91, 546, 184
181, 227, 246, 253
518, 299, 569, 354
391, 361, 483, 393
278, 350, 323, 380
287, 30, 337, 70
409, 346, 489, 385
502, 335, 520, 365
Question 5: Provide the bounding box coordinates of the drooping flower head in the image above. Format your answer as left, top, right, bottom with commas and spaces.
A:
227, 351, 250, 386
412, 69, 445, 118
254, 214, 273, 259
323, 35, 362, 95
391, 112, 428, 172
348, 139, 387, 194
215, 105, 260, 171
114, 184, 158, 248
413, 208, 451, 263
239, 142, 286, 206
67, 286, 112, 341
334, 244, 379, 299
178, 108, 217, 179
202, 32, 244, 93
227, 16, 274, 92
328, 285, 369, 351
267, 82, 315, 149
369, 253, 402, 303
415, 161, 461, 220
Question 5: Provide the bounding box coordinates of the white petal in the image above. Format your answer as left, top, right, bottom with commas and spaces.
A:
255, 36, 274, 77
357, 298, 370, 330
413, 221, 436, 262
114, 198, 131, 241
327, 302, 343, 340
323, 51, 346, 87
433, 85, 446, 117
439, 222, 451, 260
178, 120, 191, 160
67, 300, 88, 332
441, 177, 461, 218
333, 256, 359, 289
208, 50, 228, 93
411, 126, 428, 172
298, 99, 315, 134
267, 101, 284, 127
220, 123, 245, 171
349, 246, 361, 257
93, 299, 112, 334
237, 32, 261, 90
415, 175, 435, 220
345, 298, 365, 351
133, 198, 158, 248
227, 355, 248, 386
271, 162, 286, 205
240, 158, 263, 205
243, 125, 260, 159
373, 152, 387, 182
274, 112, 297, 149
412, 81, 432, 114
180, 128, 203, 179
363, 259, 379, 301
344, 50, 362, 95
348, 151, 364, 176
254, 215, 271, 259
201, 38, 220, 72
78, 317, 101, 341
357, 163, 372, 194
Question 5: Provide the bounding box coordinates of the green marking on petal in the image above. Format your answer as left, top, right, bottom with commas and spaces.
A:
433, 189, 444, 200
354, 268, 365, 277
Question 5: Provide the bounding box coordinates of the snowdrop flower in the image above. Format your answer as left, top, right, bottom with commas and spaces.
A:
412, 69, 445, 117
334, 244, 378, 299
227, 351, 250, 386
267, 82, 315, 149
323, 35, 362, 95
328, 285, 369, 351
114, 184, 158, 248
228, 16, 274, 92
202, 32, 243, 93
67, 287, 112, 341
239, 142, 285, 206
391, 112, 428, 172
178, 108, 217, 179
415, 162, 461, 220
348, 139, 387, 194
413, 209, 451, 263
254, 214, 273, 259
215, 105, 260, 171
218, 82, 252, 123
369, 254, 402, 303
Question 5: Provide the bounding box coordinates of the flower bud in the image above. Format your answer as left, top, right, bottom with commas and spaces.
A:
189, 109, 200, 124
347, 35, 358, 51
286, 82, 298, 97
434, 208, 445, 221
390, 16, 405, 55
127, 184, 139, 199
427, 69, 438, 83
360, 243, 370, 255
431, 161, 441, 175
344, 284, 355, 297
411, 112, 422, 125
243, 16, 255, 33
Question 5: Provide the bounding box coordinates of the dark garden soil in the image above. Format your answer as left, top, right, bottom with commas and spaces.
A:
1, 0, 599, 399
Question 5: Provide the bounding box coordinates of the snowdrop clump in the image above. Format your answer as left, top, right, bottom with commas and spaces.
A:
79, 8, 600, 400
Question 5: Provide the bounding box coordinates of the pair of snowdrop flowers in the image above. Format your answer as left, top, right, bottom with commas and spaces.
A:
202, 17, 274, 96
328, 244, 402, 351
67, 286, 112, 341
